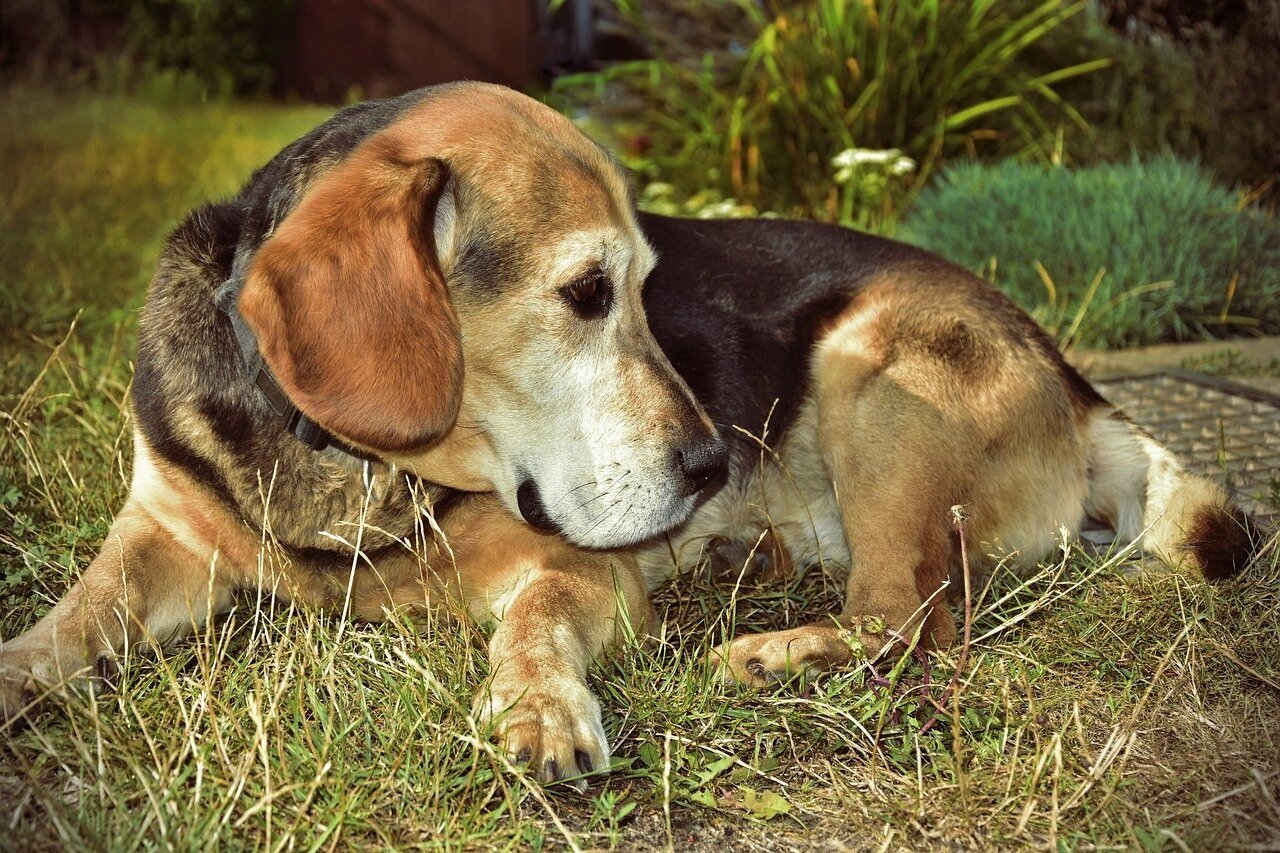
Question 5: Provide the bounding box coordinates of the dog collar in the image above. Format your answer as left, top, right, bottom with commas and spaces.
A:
216, 282, 428, 506
218, 287, 370, 463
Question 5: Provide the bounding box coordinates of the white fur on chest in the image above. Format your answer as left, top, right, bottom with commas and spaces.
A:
637, 398, 850, 588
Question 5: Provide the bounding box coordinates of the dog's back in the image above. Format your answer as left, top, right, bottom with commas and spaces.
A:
639, 213, 1255, 594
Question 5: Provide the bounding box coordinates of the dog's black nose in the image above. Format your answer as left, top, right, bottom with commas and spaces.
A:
676, 435, 729, 496
517, 478, 559, 533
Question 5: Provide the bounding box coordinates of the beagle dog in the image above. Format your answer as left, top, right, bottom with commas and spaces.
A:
0, 83, 1255, 787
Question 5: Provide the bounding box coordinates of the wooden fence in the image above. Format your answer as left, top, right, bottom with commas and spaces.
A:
279, 0, 586, 101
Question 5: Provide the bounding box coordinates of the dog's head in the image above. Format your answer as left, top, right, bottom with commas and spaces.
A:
238, 83, 725, 549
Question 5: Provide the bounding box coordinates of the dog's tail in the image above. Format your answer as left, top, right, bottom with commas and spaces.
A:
1083, 408, 1257, 580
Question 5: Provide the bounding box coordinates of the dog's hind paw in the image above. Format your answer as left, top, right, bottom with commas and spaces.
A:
708, 624, 876, 687
473, 675, 610, 790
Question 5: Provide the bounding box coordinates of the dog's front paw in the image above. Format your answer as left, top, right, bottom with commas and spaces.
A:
473, 674, 610, 789
0, 659, 44, 726
0, 632, 67, 725
0, 627, 115, 726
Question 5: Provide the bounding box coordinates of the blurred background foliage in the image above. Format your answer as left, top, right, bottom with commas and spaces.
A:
96, 0, 293, 96
552, 0, 1278, 223
1030, 0, 1280, 195
0, 0, 1277, 348
1, 0, 292, 95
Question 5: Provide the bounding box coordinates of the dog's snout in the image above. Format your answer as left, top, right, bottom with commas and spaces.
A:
676, 435, 728, 496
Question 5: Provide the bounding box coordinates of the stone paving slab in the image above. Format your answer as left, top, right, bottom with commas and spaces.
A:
1070, 336, 1280, 381
1093, 370, 1279, 527
1072, 337, 1280, 527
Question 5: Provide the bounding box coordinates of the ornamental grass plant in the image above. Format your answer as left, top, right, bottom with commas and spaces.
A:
901, 157, 1280, 349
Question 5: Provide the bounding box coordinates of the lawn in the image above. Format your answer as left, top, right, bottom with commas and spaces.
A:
2, 89, 1279, 850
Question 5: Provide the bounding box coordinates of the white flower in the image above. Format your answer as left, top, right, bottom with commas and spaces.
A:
695, 199, 745, 218
642, 182, 676, 199
832, 148, 914, 184
831, 147, 903, 170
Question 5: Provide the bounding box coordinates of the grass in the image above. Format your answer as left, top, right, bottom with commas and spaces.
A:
0, 86, 332, 345
3, 87, 1280, 849
1180, 349, 1280, 380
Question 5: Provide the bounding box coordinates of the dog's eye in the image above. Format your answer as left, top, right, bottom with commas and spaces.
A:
560, 270, 611, 319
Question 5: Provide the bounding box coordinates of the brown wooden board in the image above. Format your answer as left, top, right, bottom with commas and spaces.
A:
280, 0, 542, 101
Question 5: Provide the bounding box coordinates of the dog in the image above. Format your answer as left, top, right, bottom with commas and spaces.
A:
0, 83, 1256, 787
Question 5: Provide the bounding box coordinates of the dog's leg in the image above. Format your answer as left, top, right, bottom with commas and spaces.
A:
447, 497, 652, 787
714, 360, 961, 686
0, 498, 233, 722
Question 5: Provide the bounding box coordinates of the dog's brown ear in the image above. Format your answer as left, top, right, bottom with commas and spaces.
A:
239, 142, 462, 454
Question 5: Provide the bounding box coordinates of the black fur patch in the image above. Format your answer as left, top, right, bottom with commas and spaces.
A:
170, 200, 243, 272
640, 212, 1109, 468
285, 539, 412, 573
1185, 504, 1258, 581
452, 221, 523, 300
640, 214, 868, 461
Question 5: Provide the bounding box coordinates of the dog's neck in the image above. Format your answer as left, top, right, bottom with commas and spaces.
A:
214, 279, 370, 461
213, 279, 466, 527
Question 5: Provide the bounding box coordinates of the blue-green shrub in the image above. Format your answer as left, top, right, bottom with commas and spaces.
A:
900, 157, 1280, 349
